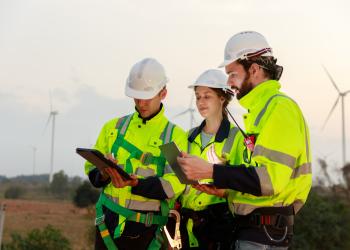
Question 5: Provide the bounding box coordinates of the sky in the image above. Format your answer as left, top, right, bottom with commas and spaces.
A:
0, 0, 349, 184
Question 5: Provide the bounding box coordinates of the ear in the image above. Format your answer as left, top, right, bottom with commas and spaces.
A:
160, 88, 167, 100
220, 96, 225, 105
249, 63, 260, 76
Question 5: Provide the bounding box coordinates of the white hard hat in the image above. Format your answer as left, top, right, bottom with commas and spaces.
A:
125, 58, 168, 99
219, 31, 273, 68
188, 69, 229, 90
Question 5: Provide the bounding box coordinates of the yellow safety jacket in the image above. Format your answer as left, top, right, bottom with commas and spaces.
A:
227, 80, 312, 215
85, 106, 186, 249
180, 118, 245, 247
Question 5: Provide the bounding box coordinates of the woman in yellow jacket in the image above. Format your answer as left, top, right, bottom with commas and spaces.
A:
179, 69, 245, 249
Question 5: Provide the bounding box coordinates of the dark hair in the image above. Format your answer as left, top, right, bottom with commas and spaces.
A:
211, 88, 232, 120
237, 56, 283, 80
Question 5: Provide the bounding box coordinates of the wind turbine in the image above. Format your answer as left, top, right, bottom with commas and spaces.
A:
29, 145, 37, 175
43, 92, 59, 183
322, 66, 350, 167
173, 93, 196, 129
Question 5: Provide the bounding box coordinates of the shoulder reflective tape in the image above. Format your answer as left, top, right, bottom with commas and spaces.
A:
254, 94, 292, 127
120, 115, 133, 135
162, 122, 175, 144
222, 127, 239, 155
253, 145, 296, 168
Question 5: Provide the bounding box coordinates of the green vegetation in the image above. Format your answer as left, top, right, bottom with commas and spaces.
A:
4, 186, 25, 199
73, 180, 99, 208
293, 188, 350, 250
3, 225, 71, 250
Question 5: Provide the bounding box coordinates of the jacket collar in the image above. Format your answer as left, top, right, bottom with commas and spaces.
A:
239, 80, 281, 111
134, 103, 164, 124
188, 118, 230, 143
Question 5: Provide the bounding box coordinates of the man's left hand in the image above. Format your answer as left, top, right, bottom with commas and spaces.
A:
177, 152, 214, 180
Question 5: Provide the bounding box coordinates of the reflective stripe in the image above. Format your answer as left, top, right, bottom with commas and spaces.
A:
184, 185, 191, 194
222, 127, 239, 155
100, 229, 110, 238
163, 165, 173, 174
254, 94, 291, 127
106, 194, 160, 211
303, 116, 310, 163
293, 199, 304, 214
163, 122, 175, 144
120, 115, 133, 135
187, 127, 196, 153
253, 145, 296, 168
115, 116, 126, 130
159, 178, 175, 198
291, 163, 312, 179
232, 202, 284, 215
255, 165, 274, 196
135, 167, 155, 177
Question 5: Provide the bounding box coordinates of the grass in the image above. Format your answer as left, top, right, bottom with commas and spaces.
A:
0, 198, 95, 250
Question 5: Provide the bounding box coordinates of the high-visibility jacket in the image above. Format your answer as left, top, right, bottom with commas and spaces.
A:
213, 80, 312, 216
180, 119, 244, 210
179, 118, 245, 247
85, 105, 187, 249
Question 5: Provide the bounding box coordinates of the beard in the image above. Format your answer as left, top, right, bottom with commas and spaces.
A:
236, 72, 253, 100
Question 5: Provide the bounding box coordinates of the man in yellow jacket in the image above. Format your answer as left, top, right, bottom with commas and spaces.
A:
178, 31, 312, 249
85, 58, 186, 250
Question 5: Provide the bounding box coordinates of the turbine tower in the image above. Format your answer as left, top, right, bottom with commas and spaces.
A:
44, 92, 59, 183
322, 66, 350, 167
30, 145, 37, 175
173, 93, 196, 129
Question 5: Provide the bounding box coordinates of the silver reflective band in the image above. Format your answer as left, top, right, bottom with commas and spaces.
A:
253, 145, 296, 168
291, 163, 312, 179
159, 178, 175, 199
254, 94, 292, 127
105, 194, 160, 211
163, 165, 173, 174
255, 166, 274, 196
135, 167, 155, 177
222, 127, 239, 155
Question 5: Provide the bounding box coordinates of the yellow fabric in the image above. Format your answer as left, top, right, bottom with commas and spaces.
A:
180, 123, 245, 211
229, 80, 312, 215
85, 106, 187, 210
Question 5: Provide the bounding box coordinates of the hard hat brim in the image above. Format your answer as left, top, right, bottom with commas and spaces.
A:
188, 83, 229, 89
218, 59, 236, 68
125, 84, 164, 100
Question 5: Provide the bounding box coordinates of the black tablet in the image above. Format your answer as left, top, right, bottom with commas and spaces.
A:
159, 142, 197, 185
76, 148, 132, 180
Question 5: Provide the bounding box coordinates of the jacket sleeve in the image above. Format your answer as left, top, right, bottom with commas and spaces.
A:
214, 100, 303, 197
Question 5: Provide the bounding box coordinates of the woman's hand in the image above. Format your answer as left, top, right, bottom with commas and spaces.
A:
192, 184, 227, 198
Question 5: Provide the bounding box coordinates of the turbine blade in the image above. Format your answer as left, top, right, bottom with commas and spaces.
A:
344, 89, 350, 95
322, 65, 341, 94
49, 90, 53, 112
43, 114, 52, 134
173, 109, 190, 118
322, 96, 340, 130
